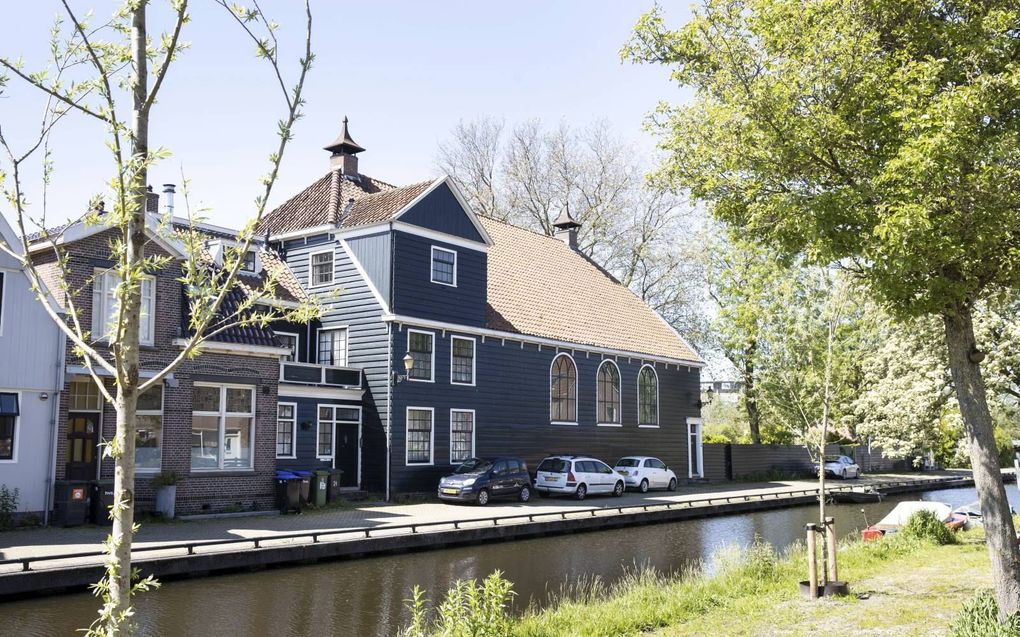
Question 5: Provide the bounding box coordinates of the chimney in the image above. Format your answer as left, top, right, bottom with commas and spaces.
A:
145, 185, 160, 213
162, 184, 176, 216
324, 116, 365, 180
552, 210, 582, 250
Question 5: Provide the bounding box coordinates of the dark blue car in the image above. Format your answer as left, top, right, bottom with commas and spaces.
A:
437, 457, 532, 505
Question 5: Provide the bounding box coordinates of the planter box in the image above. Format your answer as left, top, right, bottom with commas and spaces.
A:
155, 485, 176, 519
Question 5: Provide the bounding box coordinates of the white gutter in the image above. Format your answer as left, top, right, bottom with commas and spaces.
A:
171, 338, 292, 358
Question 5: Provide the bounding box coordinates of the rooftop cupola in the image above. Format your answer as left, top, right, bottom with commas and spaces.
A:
552, 209, 582, 250
324, 116, 365, 179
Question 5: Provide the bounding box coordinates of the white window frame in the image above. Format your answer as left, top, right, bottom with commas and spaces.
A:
405, 406, 435, 466
596, 359, 623, 427
191, 382, 256, 472
0, 270, 6, 337
308, 248, 335, 288
407, 328, 436, 383
240, 250, 258, 273
135, 385, 164, 473
549, 352, 578, 426
637, 364, 660, 428
69, 378, 104, 412
92, 268, 156, 346
449, 408, 476, 465
687, 417, 704, 479
275, 331, 300, 362
449, 335, 476, 386
0, 390, 20, 464
430, 246, 458, 287
317, 326, 349, 366
276, 401, 298, 459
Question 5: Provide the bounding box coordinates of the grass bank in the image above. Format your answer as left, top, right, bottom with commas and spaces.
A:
405, 522, 1008, 637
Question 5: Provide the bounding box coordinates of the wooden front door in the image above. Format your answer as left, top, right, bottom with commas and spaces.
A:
66, 413, 100, 481
336, 422, 359, 488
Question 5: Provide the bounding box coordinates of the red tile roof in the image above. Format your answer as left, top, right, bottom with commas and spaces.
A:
258, 170, 397, 235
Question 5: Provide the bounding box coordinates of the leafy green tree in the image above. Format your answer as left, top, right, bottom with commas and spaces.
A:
625, 0, 1020, 617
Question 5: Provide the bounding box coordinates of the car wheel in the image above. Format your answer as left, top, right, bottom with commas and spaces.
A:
575, 484, 587, 501
668, 478, 677, 491
613, 481, 625, 497
519, 486, 531, 503
639, 479, 649, 494
840, 469, 847, 480
476, 489, 490, 506
536, 489, 547, 498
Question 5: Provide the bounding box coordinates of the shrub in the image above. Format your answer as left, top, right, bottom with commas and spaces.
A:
950, 590, 1020, 637
899, 509, 958, 545
150, 471, 179, 487
402, 571, 516, 637
0, 485, 19, 530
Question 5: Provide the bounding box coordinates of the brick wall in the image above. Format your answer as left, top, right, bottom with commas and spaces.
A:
38, 227, 282, 515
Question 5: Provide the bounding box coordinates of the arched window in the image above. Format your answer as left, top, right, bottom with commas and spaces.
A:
550, 354, 577, 423
597, 360, 621, 424
638, 365, 659, 426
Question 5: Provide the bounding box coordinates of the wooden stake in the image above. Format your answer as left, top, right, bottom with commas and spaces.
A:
825, 516, 838, 583
806, 523, 818, 599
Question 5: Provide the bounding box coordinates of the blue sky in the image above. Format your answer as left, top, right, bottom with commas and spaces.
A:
0, 1, 691, 230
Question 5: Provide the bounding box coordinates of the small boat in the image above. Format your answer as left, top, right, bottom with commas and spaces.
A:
953, 501, 1017, 530
829, 488, 884, 504
862, 501, 968, 542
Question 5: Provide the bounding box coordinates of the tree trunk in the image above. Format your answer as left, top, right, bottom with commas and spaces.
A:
944, 304, 1020, 620
108, 2, 149, 625
744, 342, 762, 444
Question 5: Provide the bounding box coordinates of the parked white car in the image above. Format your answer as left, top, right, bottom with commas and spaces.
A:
823, 455, 861, 479
614, 456, 678, 493
534, 455, 625, 500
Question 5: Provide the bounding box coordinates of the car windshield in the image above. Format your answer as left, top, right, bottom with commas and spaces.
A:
538, 458, 569, 473
616, 458, 640, 467
825, 456, 842, 463
454, 458, 493, 474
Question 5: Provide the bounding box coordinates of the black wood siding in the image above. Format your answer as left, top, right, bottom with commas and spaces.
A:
399, 182, 485, 243
391, 231, 487, 327
389, 324, 702, 493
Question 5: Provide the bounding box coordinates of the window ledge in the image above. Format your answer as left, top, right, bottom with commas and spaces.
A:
276, 455, 297, 460
189, 470, 257, 478
596, 423, 623, 427
638, 424, 660, 429
407, 378, 435, 384
550, 421, 578, 426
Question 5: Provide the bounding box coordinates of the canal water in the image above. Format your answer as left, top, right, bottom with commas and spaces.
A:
2, 486, 1017, 636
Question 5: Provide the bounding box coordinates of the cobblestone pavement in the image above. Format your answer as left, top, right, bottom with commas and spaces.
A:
0, 470, 984, 570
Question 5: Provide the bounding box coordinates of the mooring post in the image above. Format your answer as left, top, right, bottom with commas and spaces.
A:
806, 523, 818, 599
825, 516, 838, 583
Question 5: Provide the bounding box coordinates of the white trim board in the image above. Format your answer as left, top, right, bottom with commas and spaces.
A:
277, 384, 364, 401
171, 338, 292, 358
339, 238, 390, 313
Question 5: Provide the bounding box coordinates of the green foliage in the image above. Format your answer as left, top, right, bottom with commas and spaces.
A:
402, 571, 516, 637
0, 484, 19, 530
150, 471, 179, 487
950, 590, 1020, 637
900, 510, 958, 546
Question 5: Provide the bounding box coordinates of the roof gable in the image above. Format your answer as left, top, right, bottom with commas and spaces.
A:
479, 216, 701, 363
259, 170, 393, 236
396, 180, 486, 244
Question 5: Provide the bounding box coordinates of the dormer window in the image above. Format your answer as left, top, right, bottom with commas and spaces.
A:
309, 249, 334, 287
241, 250, 257, 273
430, 246, 457, 287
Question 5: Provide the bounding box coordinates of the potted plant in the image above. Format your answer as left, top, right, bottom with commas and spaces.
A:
151, 471, 179, 519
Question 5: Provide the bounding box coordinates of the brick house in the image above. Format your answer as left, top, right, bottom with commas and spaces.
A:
27, 196, 301, 516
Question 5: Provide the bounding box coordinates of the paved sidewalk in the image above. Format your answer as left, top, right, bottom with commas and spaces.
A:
0, 470, 981, 571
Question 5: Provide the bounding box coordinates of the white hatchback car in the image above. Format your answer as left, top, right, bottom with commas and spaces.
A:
614, 456, 678, 493
534, 455, 626, 500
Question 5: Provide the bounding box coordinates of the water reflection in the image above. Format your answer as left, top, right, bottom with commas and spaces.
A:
2, 486, 1016, 637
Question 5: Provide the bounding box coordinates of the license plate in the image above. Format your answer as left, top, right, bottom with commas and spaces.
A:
618, 470, 629, 476
545, 475, 559, 482
441, 488, 458, 495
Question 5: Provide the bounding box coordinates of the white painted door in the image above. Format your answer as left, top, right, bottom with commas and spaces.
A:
687, 419, 704, 479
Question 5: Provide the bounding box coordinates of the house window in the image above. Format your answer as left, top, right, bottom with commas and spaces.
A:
135, 385, 163, 472
450, 409, 475, 465
450, 336, 475, 385
0, 393, 18, 461
638, 365, 659, 426
69, 379, 103, 411
318, 327, 348, 366
407, 330, 435, 382
597, 360, 621, 425
430, 247, 457, 286
276, 332, 299, 362
317, 405, 360, 460
688, 419, 704, 478
92, 269, 156, 346
550, 354, 577, 423
191, 383, 255, 471
241, 251, 257, 273
277, 403, 297, 458
309, 250, 334, 287
406, 407, 434, 465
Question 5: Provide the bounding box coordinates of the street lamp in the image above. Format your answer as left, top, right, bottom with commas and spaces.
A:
391, 353, 415, 385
